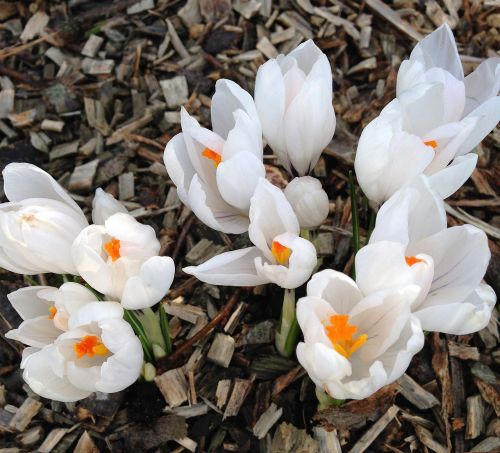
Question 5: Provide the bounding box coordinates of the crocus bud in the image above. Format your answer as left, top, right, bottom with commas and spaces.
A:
0, 163, 88, 275
284, 176, 329, 229
255, 40, 336, 176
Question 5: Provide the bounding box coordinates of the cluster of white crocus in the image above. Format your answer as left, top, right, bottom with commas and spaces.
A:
355, 24, 500, 205
2, 164, 175, 401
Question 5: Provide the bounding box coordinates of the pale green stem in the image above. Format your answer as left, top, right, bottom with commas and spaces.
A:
275, 289, 300, 358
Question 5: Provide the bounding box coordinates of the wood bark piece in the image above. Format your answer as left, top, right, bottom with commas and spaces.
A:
253, 403, 283, 439
38, 427, 68, 453
313, 426, 342, 453
448, 341, 480, 361
8, 397, 43, 431
41, 119, 64, 132
413, 424, 448, 453
223, 378, 253, 419
349, 405, 399, 453
160, 76, 189, 108
207, 333, 235, 368
0, 76, 14, 119
365, 0, 423, 41
398, 374, 440, 410
74, 430, 100, 453
81, 34, 104, 57
20, 11, 49, 43
271, 422, 319, 453
466, 394, 484, 439
216, 379, 231, 408
118, 172, 134, 200
155, 368, 189, 408
69, 159, 99, 192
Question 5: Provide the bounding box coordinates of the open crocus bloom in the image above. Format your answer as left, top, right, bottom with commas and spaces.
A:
356, 177, 495, 334
72, 212, 175, 309
284, 176, 329, 229
21, 302, 143, 402
5, 283, 99, 348
355, 24, 500, 205
164, 79, 265, 234
183, 178, 317, 289
296, 270, 424, 400
0, 163, 88, 274
255, 40, 336, 176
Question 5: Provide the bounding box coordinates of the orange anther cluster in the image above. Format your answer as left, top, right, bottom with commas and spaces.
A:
271, 241, 292, 265
104, 238, 121, 261
48, 306, 57, 320
424, 140, 438, 148
201, 148, 222, 168
325, 314, 367, 358
73, 335, 109, 359
405, 256, 424, 267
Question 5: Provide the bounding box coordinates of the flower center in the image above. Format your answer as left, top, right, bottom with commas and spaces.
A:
201, 147, 222, 168
424, 140, 438, 148
325, 314, 367, 358
405, 255, 424, 266
48, 306, 57, 320
271, 240, 292, 265
73, 335, 109, 359
104, 238, 121, 261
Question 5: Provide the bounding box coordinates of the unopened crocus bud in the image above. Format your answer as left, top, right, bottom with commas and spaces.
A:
284, 176, 329, 229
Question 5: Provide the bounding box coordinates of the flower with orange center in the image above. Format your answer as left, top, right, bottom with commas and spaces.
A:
73, 335, 109, 359
424, 140, 438, 148
201, 148, 222, 168
272, 240, 292, 265
104, 238, 121, 261
405, 256, 424, 266
324, 314, 367, 358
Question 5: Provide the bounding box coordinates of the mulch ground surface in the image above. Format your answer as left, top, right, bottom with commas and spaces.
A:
0, 0, 499, 452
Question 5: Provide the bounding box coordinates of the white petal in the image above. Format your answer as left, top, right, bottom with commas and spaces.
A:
249, 178, 299, 257
183, 247, 269, 286
211, 79, 260, 139
463, 57, 500, 116
284, 176, 329, 229
2, 163, 87, 221
283, 55, 335, 175
408, 23, 463, 81
455, 96, 500, 157
296, 295, 336, 346
414, 282, 495, 334
22, 345, 91, 402
306, 269, 362, 314
187, 174, 249, 234
7, 286, 54, 320
121, 256, 175, 309
409, 225, 490, 315
370, 176, 446, 246
8, 316, 61, 348
68, 301, 123, 330
428, 153, 477, 199
163, 132, 196, 204
288, 39, 325, 74
216, 151, 265, 212
92, 188, 128, 225
255, 60, 288, 171
255, 233, 317, 289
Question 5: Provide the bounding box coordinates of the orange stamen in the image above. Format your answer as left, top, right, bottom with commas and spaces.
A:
271, 241, 292, 265
104, 238, 121, 261
201, 148, 222, 168
405, 256, 424, 266
73, 335, 109, 359
325, 314, 367, 358
48, 306, 57, 320
424, 140, 438, 149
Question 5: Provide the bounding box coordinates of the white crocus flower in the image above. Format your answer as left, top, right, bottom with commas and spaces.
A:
21, 302, 143, 402
255, 40, 336, 176
355, 24, 500, 205
296, 270, 424, 400
284, 176, 329, 229
0, 163, 88, 275
72, 212, 175, 309
5, 283, 98, 348
184, 178, 317, 289
164, 79, 265, 234
356, 177, 495, 335
92, 188, 128, 225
